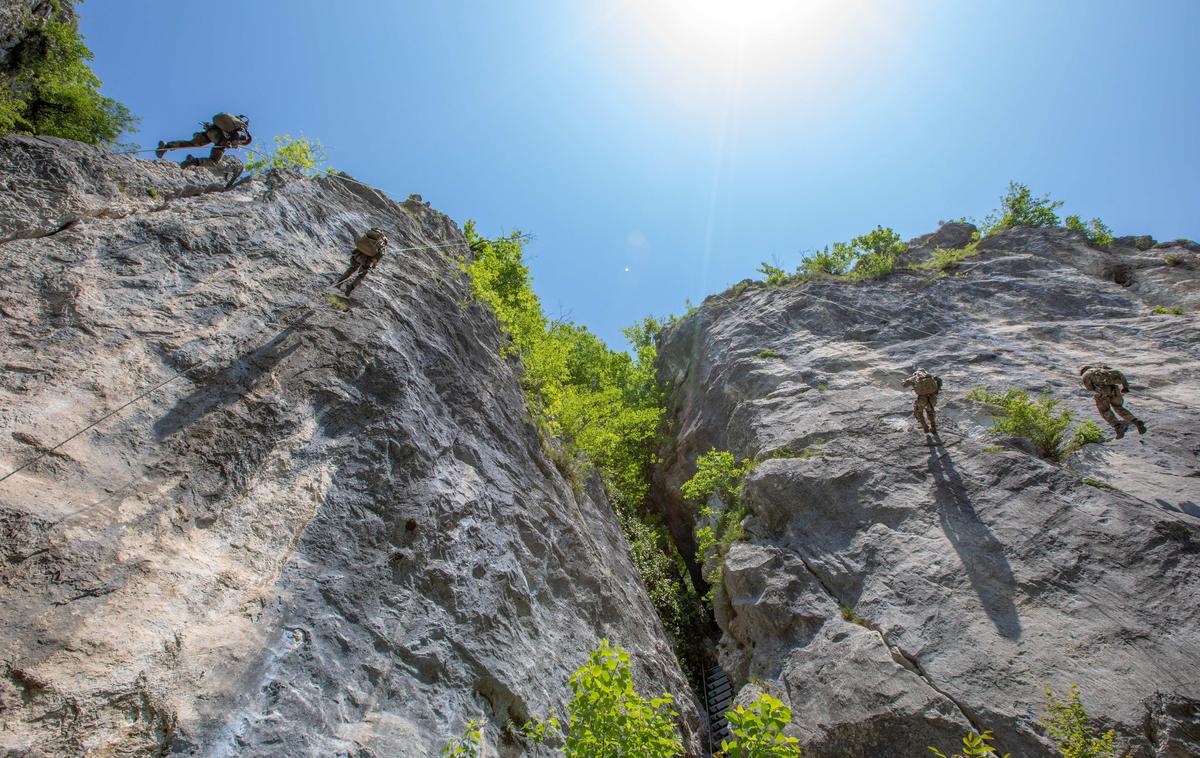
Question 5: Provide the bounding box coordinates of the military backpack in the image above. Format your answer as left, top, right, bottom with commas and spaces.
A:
1083, 365, 1121, 389
913, 372, 941, 395
355, 228, 388, 258
212, 113, 248, 134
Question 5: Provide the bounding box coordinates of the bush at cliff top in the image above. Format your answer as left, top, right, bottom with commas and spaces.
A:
795, 225, 906, 281
966, 388, 1102, 461
244, 134, 334, 177
0, 10, 136, 144
981, 181, 1063, 235
1065, 215, 1115, 247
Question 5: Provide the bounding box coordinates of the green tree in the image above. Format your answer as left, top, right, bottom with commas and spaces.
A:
1042, 685, 1121, 758
0, 8, 136, 144
718, 693, 801, 757
244, 134, 333, 177
522, 641, 683, 757
983, 181, 1063, 234
461, 223, 706, 685
681, 449, 751, 506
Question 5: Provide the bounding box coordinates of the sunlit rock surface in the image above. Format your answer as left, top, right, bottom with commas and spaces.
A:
0, 135, 701, 756
654, 224, 1200, 757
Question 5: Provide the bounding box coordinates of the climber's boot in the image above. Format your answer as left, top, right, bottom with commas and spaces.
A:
1114, 422, 1127, 440
155, 141, 167, 160
180, 155, 197, 169
1133, 419, 1147, 435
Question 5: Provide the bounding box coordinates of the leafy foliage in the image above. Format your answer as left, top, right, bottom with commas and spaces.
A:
845, 225, 907, 281
754, 349, 781, 360
796, 226, 906, 281
681, 450, 757, 606
966, 388, 1100, 461
757, 262, 788, 286
1063, 420, 1104, 455
982, 181, 1063, 235
681, 449, 751, 505
521, 641, 682, 757
245, 134, 333, 177
1065, 215, 1115, 247
1152, 305, 1184, 315
929, 730, 1010, 758
441, 720, 483, 757
461, 223, 705, 685
719, 693, 802, 757
1041, 686, 1121, 758
912, 241, 983, 272
0, 10, 136, 144
798, 242, 856, 277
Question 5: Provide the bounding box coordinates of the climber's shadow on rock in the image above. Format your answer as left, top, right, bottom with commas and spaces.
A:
928, 445, 1023, 640
153, 312, 311, 439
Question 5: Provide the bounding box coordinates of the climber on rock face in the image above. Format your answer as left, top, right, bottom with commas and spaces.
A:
155, 113, 252, 168
1080, 364, 1146, 439
902, 367, 942, 436
333, 227, 388, 296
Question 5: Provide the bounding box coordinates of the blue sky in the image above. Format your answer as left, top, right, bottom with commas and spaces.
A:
81, 1, 1199, 347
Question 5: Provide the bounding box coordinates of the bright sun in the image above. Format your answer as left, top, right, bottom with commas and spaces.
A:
652, 0, 821, 49
609, 0, 881, 101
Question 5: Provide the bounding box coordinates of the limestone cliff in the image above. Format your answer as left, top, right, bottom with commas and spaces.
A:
653, 226, 1200, 756
0, 136, 702, 756
0, 1, 72, 71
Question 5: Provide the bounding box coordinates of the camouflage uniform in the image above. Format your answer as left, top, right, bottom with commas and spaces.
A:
335, 229, 388, 295
902, 369, 942, 434
1080, 364, 1146, 438
157, 115, 252, 168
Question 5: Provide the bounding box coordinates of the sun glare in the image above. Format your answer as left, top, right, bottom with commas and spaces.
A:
654, 0, 819, 49
606, 0, 894, 106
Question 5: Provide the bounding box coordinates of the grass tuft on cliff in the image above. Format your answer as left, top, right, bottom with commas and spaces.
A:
967, 387, 1104, 461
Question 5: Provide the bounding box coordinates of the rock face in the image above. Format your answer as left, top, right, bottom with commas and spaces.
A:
1, 0, 72, 71
0, 136, 700, 756
654, 227, 1200, 756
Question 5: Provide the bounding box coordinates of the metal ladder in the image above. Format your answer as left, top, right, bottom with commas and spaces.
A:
704, 666, 734, 753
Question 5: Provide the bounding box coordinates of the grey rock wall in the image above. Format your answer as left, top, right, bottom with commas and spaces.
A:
0, 136, 700, 756
654, 225, 1200, 757
1, 0, 72, 70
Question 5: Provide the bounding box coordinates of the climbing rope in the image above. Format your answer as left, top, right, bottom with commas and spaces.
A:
0, 297, 316, 485
0, 145, 534, 487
